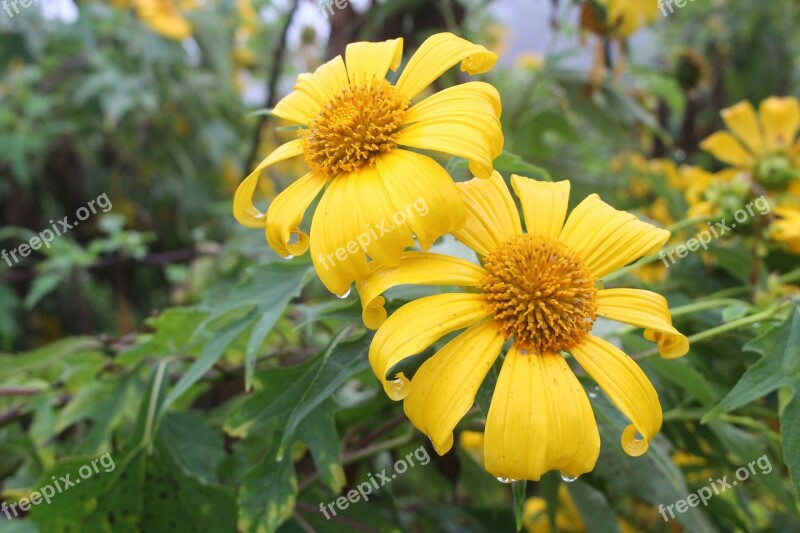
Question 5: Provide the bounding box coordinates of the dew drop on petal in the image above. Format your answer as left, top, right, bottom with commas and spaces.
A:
284, 255, 295, 261
519, 349, 529, 356
337, 288, 351, 299
560, 472, 578, 483
496, 477, 513, 484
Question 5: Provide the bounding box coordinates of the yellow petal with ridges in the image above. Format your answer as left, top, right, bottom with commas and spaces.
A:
369, 293, 490, 397
345, 38, 403, 85
700, 131, 753, 167
597, 289, 689, 359
373, 149, 466, 250
403, 321, 504, 455
484, 347, 600, 481
570, 335, 662, 457
356, 252, 487, 329
453, 172, 522, 257
511, 176, 570, 239
395, 32, 498, 100
233, 139, 304, 228
309, 174, 370, 297
265, 171, 328, 257
760, 96, 800, 152
721, 100, 762, 156
272, 56, 350, 125
397, 82, 503, 179
559, 194, 670, 279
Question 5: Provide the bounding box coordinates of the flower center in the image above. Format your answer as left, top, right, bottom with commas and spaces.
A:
478, 234, 598, 354
754, 154, 797, 190
300, 79, 409, 177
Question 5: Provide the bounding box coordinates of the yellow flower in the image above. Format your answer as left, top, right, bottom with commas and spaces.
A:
358, 173, 689, 481
134, 0, 193, 40
233, 33, 503, 296
593, 0, 659, 38
524, 485, 585, 533
701, 97, 800, 190
459, 430, 485, 466
772, 206, 800, 253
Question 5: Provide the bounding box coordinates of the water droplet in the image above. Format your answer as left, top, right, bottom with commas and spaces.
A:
337, 288, 351, 299
560, 472, 578, 483
284, 255, 295, 261
588, 386, 599, 399
519, 349, 529, 356
496, 477, 514, 484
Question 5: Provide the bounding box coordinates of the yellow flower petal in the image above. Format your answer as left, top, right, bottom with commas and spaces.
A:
345, 38, 403, 85
395, 32, 498, 100
597, 289, 689, 359
233, 139, 304, 228
760, 96, 800, 151
403, 321, 504, 455
343, 163, 415, 267
373, 149, 467, 250
272, 56, 350, 125
511, 176, 570, 239
398, 82, 503, 179
700, 131, 753, 167
559, 194, 670, 278
309, 175, 370, 297
484, 348, 600, 481
265, 171, 328, 257
356, 252, 487, 329
570, 335, 662, 457
721, 100, 763, 155
772, 206, 800, 253
368, 293, 490, 398
453, 172, 522, 257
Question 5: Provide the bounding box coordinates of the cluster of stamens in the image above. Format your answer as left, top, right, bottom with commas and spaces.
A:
300, 79, 409, 177
479, 234, 598, 354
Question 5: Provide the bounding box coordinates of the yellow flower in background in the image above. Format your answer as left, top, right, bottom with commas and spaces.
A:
524, 485, 585, 533
459, 430, 485, 466
233, 33, 503, 296
357, 173, 688, 481
772, 206, 800, 253
602, 0, 659, 38
701, 97, 800, 190
134, 0, 194, 40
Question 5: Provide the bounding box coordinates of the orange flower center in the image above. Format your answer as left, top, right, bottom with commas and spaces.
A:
300, 79, 409, 177
478, 234, 598, 354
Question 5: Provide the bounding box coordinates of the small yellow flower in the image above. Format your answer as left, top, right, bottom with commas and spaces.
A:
134, 0, 193, 40
587, 0, 659, 38
233, 33, 503, 296
358, 174, 689, 481
524, 485, 585, 533
772, 206, 800, 253
701, 97, 800, 190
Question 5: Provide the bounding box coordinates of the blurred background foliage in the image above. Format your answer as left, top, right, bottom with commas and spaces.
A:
2, 0, 800, 531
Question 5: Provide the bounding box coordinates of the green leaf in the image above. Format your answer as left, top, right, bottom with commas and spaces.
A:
29, 418, 236, 532
567, 479, 621, 533
295, 400, 346, 493
703, 302, 800, 422
203, 261, 314, 392
276, 329, 368, 460
592, 393, 716, 533
163, 309, 258, 410
238, 449, 297, 533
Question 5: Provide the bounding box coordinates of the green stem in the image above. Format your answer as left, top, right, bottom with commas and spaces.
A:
667, 215, 714, 234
